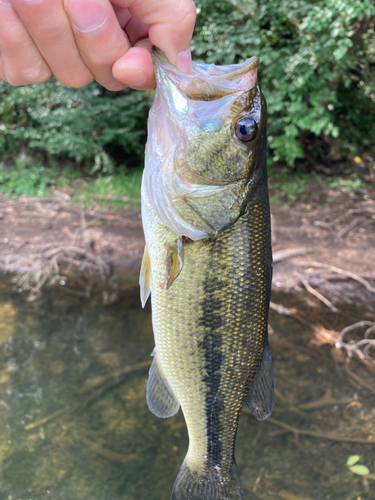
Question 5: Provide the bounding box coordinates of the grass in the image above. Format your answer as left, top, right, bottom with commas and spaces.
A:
269, 172, 314, 203
0, 158, 80, 198
0, 157, 142, 210
1, 156, 373, 211
268, 168, 374, 205
73, 167, 143, 209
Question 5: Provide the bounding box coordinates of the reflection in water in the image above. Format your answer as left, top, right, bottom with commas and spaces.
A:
0, 277, 374, 500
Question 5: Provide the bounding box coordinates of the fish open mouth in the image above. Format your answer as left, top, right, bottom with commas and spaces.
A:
152, 47, 259, 102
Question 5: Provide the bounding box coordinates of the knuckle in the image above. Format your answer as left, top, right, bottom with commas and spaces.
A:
86, 51, 109, 70
23, 67, 52, 84
177, 1, 197, 27
101, 81, 127, 92
6, 67, 52, 86
57, 73, 93, 88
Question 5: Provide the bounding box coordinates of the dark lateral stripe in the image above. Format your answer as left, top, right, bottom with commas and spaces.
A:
198, 239, 225, 466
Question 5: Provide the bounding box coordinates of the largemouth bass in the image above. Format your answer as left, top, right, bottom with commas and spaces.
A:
140, 48, 273, 500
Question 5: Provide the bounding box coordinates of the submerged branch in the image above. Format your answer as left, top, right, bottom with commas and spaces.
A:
263, 415, 375, 445
314, 322, 375, 365
77, 435, 137, 464
299, 261, 375, 294
298, 389, 354, 411
345, 366, 375, 397
294, 271, 339, 313
24, 360, 151, 431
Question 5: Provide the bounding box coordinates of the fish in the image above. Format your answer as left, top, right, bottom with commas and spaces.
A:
140, 48, 273, 500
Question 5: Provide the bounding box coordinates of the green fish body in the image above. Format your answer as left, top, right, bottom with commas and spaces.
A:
141, 49, 273, 500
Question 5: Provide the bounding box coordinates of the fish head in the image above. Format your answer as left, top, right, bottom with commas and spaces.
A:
143, 48, 267, 240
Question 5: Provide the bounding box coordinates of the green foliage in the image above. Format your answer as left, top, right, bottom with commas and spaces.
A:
193, 0, 375, 165
0, 81, 151, 172
74, 167, 143, 209
346, 455, 370, 476
269, 171, 314, 202
0, 0, 374, 173
0, 158, 52, 197
346, 455, 361, 467
0, 157, 80, 197
268, 169, 372, 204
325, 175, 374, 192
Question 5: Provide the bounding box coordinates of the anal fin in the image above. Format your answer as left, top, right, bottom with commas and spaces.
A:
244, 339, 274, 421
139, 245, 151, 308
147, 350, 180, 418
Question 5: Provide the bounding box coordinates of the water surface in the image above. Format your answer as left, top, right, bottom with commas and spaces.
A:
0, 276, 374, 500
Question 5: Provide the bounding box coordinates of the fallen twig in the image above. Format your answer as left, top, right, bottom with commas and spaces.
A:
79, 360, 151, 393
88, 195, 141, 203
314, 322, 375, 364
298, 389, 354, 411
24, 360, 151, 431
252, 467, 264, 494
336, 216, 367, 239
77, 435, 136, 464
345, 366, 375, 397
273, 247, 306, 263
336, 321, 375, 345
294, 271, 339, 313
278, 491, 314, 500
0, 196, 66, 206
43, 246, 90, 259
24, 408, 69, 431
250, 413, 375, 444
299, 261, 375, 294
269, 302, 293, 316
82, 210, 141, 225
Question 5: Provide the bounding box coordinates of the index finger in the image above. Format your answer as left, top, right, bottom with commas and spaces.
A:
113, 0, 196, 73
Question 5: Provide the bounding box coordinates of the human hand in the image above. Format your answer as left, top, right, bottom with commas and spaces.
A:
0, 0, 196, 90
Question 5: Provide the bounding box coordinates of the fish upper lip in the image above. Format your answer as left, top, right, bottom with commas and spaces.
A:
152, 46, 259, 100
153, 46, 259, 80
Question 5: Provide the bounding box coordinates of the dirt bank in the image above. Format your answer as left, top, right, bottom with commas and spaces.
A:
0, 182, 374, 307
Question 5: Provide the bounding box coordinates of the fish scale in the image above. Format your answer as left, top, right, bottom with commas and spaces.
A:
141, 48, 273, 500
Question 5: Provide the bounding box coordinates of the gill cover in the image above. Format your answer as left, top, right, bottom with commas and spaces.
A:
142, 48, 265, 241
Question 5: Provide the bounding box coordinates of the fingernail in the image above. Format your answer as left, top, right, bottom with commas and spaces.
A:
0, 0, 11, 7
69, 0, 107, 33
177, 48, 192, 75
115, 69, 147, 87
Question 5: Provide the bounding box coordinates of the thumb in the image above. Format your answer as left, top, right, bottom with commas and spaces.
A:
124, 0, 196, 73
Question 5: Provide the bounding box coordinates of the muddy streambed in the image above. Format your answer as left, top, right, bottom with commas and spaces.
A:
0, 275, 374, 500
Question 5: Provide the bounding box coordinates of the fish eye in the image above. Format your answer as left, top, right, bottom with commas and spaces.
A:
234, 117, 258, 142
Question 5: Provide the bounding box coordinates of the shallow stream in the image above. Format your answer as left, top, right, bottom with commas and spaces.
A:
0, 276, 374, 500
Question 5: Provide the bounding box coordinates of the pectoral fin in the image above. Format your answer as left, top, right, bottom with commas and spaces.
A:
147, 350, 180, 418
160, 238, 184, 290
244, 340, 274, 421
139, 245, 151, 308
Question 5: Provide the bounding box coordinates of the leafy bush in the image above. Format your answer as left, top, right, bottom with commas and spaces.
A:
0, 0, 374, 172
193, 0, 375, 166
0, 81, 151, 172
0, 156, 81, 197
0, 159, 52, 197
